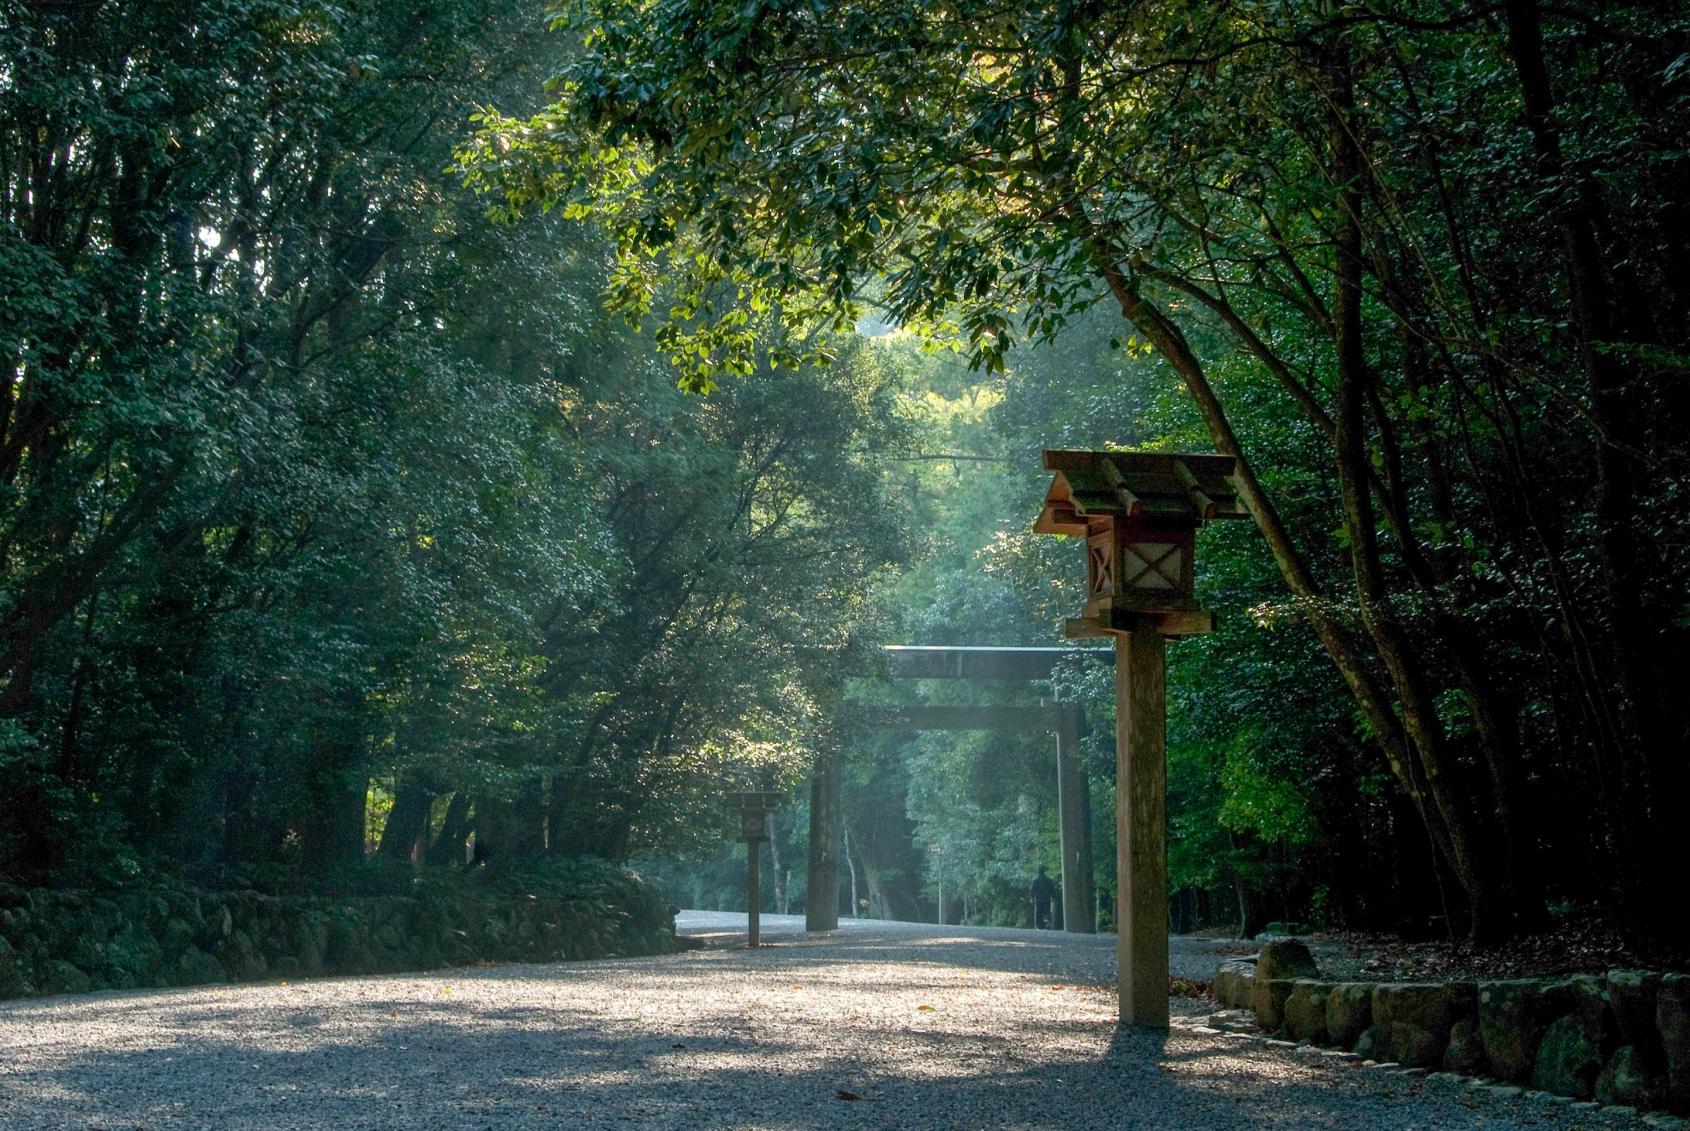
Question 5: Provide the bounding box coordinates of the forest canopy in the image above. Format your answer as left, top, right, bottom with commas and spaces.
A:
3, 0, 1686, 962
461, 0, 1690, 947
0, 0, 906, 893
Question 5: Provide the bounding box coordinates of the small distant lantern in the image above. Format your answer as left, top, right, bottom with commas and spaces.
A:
725, 790, 784, 948
1034, 450, 1246, 638
1033, 449, 1248, 1030
727, 791, 783, 842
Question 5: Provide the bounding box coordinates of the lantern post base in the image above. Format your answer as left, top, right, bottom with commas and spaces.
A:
1071, 608, 1210, 1030
1113, 628, 1169, 1029
747, 839, 762, 948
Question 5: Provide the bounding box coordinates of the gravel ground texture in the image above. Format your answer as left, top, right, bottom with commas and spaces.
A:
0, 912, 1678, 1131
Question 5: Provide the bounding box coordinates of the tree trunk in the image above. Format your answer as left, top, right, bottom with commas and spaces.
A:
844, 823, 862, 918
426, 791, 472, 867
298, 689, 369, 878
299, 770, 367, 877
377, 777, 435, 862
472, 789, 546, 869
1091, 250, 1468, 890
1504, 0, 1679, 952
806, 753, 843, 930
765, 811, 788, 915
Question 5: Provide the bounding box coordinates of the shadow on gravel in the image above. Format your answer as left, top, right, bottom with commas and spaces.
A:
0, 925, 1581, 1130
0, 998, 1494, 1131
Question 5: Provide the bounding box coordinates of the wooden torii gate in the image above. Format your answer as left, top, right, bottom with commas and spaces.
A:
805, 645, 1109, 935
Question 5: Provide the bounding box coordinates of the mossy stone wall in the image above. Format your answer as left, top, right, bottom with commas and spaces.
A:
0, 868, 679, 999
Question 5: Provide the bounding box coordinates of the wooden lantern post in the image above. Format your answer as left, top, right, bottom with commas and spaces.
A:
727, 790, 783, 948
1033, 450, 1247, 1028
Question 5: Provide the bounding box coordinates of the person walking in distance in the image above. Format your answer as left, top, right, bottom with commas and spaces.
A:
1030, 865, 1057, 929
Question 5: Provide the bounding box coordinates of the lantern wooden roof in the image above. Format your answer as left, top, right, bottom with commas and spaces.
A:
1033, 450, 1247, 535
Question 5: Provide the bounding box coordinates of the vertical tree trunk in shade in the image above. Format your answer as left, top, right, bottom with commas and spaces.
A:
1055, 704, 1096, 933
1116, 630, 1169, 1029
806, 754, 842, 931
473, 791, 546, 868
298, 687, 371, 877
854, 836, 924, 923
426, 792, 471, 867
299, 772, 368, 877
844, 824, 861, 918
766, 813, 788, 914
377, 777, 436, 862
1503, 0, 1680, 951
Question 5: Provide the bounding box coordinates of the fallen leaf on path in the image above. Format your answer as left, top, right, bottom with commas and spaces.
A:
916, 1004, 935, 1011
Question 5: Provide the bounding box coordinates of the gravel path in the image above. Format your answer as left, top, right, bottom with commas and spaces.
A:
0, 913, 1676, 1130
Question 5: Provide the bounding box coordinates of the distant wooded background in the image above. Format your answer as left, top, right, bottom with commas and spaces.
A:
4, 0, 1686, 957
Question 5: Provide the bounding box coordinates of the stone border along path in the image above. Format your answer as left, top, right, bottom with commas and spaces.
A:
0, 912, 1677, 1130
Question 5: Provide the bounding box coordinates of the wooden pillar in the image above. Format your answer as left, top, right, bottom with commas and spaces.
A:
1115, 629, 1168, 1028
747, 834, 762, 948
1055, 703, 1096, 933
805, 753, 842, 932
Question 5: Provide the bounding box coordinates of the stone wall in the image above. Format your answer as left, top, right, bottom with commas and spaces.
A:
0, 867, 680, 999
1215, 949, 1690, 1115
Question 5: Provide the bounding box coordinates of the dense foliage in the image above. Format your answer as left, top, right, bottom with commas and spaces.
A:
465, 0, 1690, 947
0, 0, 907, 893
6, 0, 1687, 963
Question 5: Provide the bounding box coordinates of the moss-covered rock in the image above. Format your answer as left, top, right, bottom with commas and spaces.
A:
1212, 958, 1256, 1010
1327, 983, 1373, 1049
1660, 973, 1690, 1110
1595, 1044, 1665, 1109
1354, 1026, 1379, 1060
1608, 970, 1663, 1066
1372, 983, 1476, 1068
1255, 978, 1300, 1035
1285, 981, 1332, 1044
1479, 979, 1566, 1082
1253, 940, 1318, 1032
1256, 938, 1319, 982
1552, 974, 1617, 1048
1445, 1018, 1486, 1075
1532, 1013, 1605, 1099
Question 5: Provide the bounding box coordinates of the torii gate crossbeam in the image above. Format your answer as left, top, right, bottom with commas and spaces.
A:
807, 646, 1109, 935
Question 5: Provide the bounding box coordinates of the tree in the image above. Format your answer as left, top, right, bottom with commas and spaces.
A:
0, 0, 909, 894
463, 0, 1690, 946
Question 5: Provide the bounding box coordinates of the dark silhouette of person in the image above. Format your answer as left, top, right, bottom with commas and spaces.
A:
1030, 865, 1057, 929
